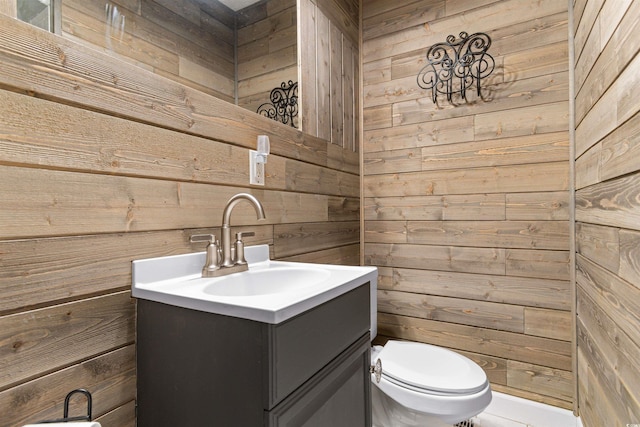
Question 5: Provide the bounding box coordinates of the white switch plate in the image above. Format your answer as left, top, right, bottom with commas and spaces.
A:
249, 150, 264, 186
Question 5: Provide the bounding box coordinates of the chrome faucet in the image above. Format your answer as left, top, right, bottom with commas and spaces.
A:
190, 193, 266, 277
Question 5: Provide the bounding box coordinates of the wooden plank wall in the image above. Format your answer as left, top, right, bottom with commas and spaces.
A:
60, 0, 236, 103
573, 0, 640, 425
362, 0, 573, 408
237, 0, 298, 118
299, 0, 359, 151
0, 14, 359, 427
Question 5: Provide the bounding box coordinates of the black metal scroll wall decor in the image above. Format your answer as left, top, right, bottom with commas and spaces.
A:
257, 80, 298, 127
417, 32, 495, 103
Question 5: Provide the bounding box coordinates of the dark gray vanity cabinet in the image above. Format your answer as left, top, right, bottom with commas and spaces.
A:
136, 284, 372, 427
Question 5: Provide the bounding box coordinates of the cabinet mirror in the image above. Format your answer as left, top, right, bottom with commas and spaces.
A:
15, 0, 359, 150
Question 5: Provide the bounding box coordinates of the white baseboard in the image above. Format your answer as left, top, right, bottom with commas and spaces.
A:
485, 391, 580, 427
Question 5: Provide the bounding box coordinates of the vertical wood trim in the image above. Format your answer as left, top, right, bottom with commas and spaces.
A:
330, 22, 344, 147
316, 8, 331, 140
358, 0, 364, 265
568, 0, 578, 416
299, 0, 318, 136
342, 37, 355, 152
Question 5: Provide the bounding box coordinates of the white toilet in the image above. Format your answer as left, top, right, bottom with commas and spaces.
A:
369, 290, 492, 426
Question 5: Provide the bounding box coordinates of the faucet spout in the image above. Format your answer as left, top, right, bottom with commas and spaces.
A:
221, 193, 266, 267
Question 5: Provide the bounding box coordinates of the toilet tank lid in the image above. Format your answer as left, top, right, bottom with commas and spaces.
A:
377, 341, 488, 394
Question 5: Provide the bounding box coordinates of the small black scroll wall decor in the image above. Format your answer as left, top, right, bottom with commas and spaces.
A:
417, 32, 495, 103
257, 80, 298, 127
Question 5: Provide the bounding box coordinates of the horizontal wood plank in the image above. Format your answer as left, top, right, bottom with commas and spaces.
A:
365, 243, 506, 275
378, 289, 525, 332
273, 221, 359, 258
0, 292, 135, 390
364, 194, 506, 221
0, 14, 348, 169
577, 291, 640, 421
377, 267, 571, 310
406, 220, 569, 250
278, 243, 360, 265
506, 249, 570, 280
391, 73, 568, 127
421, 132, 569, 171
619, 229, 640, 288
507, 360, 573, 401
575, 172, 640, 231
0, 166, 335, 239
364, 162, 569, 197
363, 116, 475, 152
524, 307, 572, 341
576, 254, 640, 346
506, 192, 570, 220
575, 222, 620, 275
377, 312, 572, 370
0, 346, 135, 425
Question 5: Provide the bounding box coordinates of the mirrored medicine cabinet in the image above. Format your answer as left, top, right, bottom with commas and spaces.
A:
14, 0, 359, 151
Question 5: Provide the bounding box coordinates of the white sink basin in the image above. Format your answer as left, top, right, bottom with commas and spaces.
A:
203, 265, 331, 297
132, 245, 378, 324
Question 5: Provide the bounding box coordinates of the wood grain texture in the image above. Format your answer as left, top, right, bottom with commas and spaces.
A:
576, 254, 640, 347
299, 0, 359, 150
574, 0, 640, 421
364, 194, 506, 221
273, 221, 359, 258
377, 312, 572, 371
575, 172, 640, 231
377, 266, 571, 310
365, 243, 506, 275
364, 162, 569, 198
378, 289, 525, 332
577, 292, 640, 423
237, 0, 298, 118
0, 346, 135, 426
0, 14, 341, 169
362, 0, 571, 406
0, 292, 135, 390
0, 13, 360, 426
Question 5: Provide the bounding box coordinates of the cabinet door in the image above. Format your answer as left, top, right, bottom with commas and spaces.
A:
266, 283, 370, 408
266, 334, 371, 427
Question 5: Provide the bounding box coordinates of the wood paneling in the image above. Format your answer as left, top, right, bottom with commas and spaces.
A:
377, 312, 572, 371
0, 12, 359, 426
574, 2, 640, 422
0, 346, 136, 426
0, 0, 16, 17
362, 0, 572, 406
377, 267, 571, 310
237, 0, 298, 116
299, 0, 359, 151
62, 0, 236, 100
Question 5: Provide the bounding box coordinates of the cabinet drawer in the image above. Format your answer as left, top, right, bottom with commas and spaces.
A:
265, 283, 370, 408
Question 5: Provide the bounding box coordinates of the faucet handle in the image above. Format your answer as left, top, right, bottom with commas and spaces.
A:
234, 232, 255, 265
190, 234, 215, 244
235, 231, 255, 239
190, 234, 221, 276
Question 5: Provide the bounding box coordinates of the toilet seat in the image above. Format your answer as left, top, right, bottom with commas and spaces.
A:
377, 341, 488, 395
371, 341, 492, 424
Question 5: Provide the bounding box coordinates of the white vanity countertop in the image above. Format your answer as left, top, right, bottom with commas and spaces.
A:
132, 245, 378, 324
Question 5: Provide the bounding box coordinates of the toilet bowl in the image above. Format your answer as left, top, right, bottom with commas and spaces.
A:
367, 276, 491, 426
370, 341, 492, 426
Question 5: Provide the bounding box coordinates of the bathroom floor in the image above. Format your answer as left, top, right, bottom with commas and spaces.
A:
469, 412, 532, 427
464, 391, 581, 427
